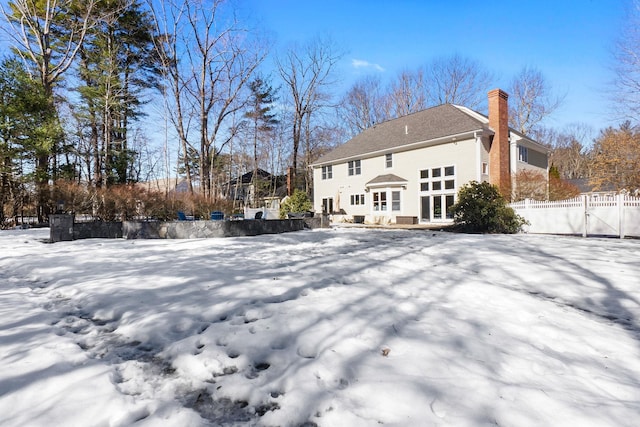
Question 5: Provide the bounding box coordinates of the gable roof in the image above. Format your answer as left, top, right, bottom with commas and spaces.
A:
231, 168, 275, 185
366, 174, 408, 186
315, 104, 487, 165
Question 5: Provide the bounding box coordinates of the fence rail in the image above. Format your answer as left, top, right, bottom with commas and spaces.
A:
510, 194, 640, 238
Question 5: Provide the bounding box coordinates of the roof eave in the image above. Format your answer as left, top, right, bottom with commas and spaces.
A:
312, 129, 481, 167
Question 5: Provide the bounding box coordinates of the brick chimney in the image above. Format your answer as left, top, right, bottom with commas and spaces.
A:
488, 89, 511, 197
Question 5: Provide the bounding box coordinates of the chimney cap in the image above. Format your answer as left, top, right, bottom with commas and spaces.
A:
488, 88, 508, 100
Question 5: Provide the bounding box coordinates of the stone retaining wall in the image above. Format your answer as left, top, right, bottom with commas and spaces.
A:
122, 219, 305, 239
49, 214, 314, 242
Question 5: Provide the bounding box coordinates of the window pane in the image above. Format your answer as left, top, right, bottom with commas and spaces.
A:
380, 192, 387, 211
421, 196, 430, 221
445, 195, 454, 219
445, 166, 454, 176
420, 169, 429, 179
433, 196, 442, 219
421, 182, 429, 191
432, 168, 441, 178
392, 191, 400, 211
386, 153, 392, 168
432, 181, 442, 191
350, 195, 355, 205
518, 146, 528, 163
445, 179, 455, 190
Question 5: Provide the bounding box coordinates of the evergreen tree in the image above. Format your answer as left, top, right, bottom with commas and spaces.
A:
244, 76, 278, 206
3, 0, 96, 221
0, 57, 60, 226
451, 181, 528, 234
75, 0, 159, 186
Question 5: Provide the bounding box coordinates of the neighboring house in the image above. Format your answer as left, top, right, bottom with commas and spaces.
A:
225, 168, 287, 206
312, 89, 549, 224
566, 178, 639, 198
138, 177, 192, 194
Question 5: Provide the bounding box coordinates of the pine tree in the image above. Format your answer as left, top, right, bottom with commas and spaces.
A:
75, 0, 159, 186
0, 58, 59, 225
244, 76, 278, 206
3, 0, 96, 221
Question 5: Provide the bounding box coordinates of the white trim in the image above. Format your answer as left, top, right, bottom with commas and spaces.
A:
475, 131, 482, 182
311, 130, 479, 167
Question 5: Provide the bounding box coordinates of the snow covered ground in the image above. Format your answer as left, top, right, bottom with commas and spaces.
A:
1, 227, 639, 427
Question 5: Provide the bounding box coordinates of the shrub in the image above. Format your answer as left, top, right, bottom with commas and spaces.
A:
279, 189, 313, 219
450, 181, 528, 234
48, 180, 234, 221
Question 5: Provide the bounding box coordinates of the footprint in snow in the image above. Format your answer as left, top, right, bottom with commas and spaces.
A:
194, 341, 205, 355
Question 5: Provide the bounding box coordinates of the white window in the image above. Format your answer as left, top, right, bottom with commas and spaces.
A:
419, 165, 456, 221
321, 165, 332, 180
518, 146, 529, 163
385, 153, 393, 168
391, 191, 401, 211
373, 191, 387, 211
348, 160, 361, 176
482, 162, 489, 175
420, 166, 455, 194
350, 194, 365, 205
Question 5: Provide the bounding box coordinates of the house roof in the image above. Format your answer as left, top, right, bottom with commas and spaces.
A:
567, 178, 618, 194
366, 174, 408, 186
314, 103, 546, 166
315, 104, 487, 165
231, 168, 275, 185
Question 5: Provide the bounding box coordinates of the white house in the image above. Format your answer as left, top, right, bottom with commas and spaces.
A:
312, 89, 549, 224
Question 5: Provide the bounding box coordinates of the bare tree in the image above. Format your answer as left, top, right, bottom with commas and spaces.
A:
149, 0, 265, 199
589, 122, 640, 192
612, 0, 640, 122
340, 74, 388, 134
276, 36, 341, 192
424, 53, 493, 109
508, 66, 564, 134
386, 68, 427, 117
148, 0, 195, 193
541, 123, 593, 180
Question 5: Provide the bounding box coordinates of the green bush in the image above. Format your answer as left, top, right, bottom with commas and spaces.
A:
279, 189, 313, 219
450, 181, 528, 234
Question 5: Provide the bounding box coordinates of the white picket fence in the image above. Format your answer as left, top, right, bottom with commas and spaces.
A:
510, 194, 640, 238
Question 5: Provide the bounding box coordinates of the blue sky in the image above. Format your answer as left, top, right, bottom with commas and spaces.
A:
247, 0, 628, 134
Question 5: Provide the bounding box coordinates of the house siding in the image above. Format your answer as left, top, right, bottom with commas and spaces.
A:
527, 148, 548, 170
312, 92, 549, 224
313, 137, 479, 222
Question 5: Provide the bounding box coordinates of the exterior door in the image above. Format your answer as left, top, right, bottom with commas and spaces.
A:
421, 196, 430, 222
